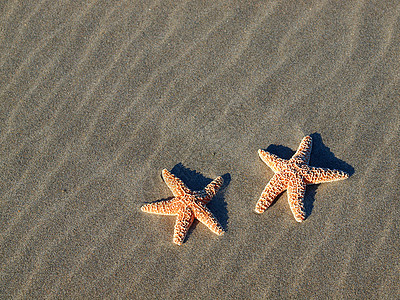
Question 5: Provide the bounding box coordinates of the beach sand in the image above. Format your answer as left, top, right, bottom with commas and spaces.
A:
1, 1, 399, 298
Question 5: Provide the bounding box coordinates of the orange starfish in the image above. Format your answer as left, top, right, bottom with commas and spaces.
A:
141, 169, 224, 245
255, 135, 349, 222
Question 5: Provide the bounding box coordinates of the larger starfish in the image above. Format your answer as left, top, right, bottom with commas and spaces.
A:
141, 169, 224, 245
255, 135, 349, 222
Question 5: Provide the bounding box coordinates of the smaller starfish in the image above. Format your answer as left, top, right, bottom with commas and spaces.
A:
141, 169, 224, 245
255, 135, 349, 222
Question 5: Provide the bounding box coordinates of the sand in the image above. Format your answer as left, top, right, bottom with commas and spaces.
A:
1, 1, 399, 299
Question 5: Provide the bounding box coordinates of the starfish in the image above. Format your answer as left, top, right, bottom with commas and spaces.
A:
141, 169, 224, 245
255, 135, 349, 222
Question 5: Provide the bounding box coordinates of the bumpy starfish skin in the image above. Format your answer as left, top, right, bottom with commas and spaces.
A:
255, 136, 349, 222
141, 169, 224, 245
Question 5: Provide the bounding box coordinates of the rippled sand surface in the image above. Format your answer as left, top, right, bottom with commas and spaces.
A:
1, 1, 399, 298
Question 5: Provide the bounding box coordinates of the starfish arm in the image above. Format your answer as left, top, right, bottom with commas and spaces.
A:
255, 173, 287, 214
173, 206, 195, 245
198, 176, 224, 204
287, 178, 306, 222
162, 169, 192, 197
141, 198, 180, 215
192, 203, 224, 236
291, 135, 312, 164
258, 149, 287, 172
304, 166, 349, 184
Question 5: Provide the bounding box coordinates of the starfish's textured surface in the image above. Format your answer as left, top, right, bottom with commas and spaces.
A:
255, 135, 349, 222
141, 169, 224, 245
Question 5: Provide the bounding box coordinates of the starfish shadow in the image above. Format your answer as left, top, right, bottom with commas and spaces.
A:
170, 163, 230, 242
308, 133, 354, 176
264, 133, 354, 220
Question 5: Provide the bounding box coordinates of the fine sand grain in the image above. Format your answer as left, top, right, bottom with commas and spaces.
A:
1, 1, 399, 299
